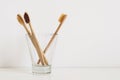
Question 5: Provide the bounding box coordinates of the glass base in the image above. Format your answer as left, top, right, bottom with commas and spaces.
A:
32, 64, 51, 74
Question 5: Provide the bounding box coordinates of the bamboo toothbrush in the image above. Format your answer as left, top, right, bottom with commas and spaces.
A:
17, 14, 45, 65
37, 13, 67, 64
24, 12, 48, 65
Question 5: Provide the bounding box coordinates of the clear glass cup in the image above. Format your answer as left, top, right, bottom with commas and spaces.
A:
26, 33, 57, 74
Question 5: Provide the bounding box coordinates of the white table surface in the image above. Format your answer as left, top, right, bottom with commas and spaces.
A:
0, 67, 120, 80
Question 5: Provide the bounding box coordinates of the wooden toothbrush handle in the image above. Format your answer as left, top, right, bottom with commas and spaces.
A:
44, 23, 62, 53
29, 34, 45, 65
37, 23, 62, 64
43, 14, 67, 54
29, 23, 48, 65
37, 14, 67, 64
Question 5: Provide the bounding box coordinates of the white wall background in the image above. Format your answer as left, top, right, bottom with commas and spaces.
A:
0, 0, 120, 68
